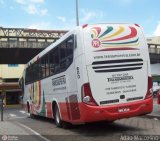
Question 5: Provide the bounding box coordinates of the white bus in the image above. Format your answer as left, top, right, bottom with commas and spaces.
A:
21, 23, 153, 127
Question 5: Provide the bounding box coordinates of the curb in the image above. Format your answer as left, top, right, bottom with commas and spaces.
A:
141, 114, 160, 120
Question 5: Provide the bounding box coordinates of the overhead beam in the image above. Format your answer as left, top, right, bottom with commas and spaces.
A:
0, 48, 43, 64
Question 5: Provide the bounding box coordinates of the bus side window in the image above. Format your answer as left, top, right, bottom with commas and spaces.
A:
54, 48, 60, 74
60, 41, 67, 71
30, 65, 34, 83
40, 57, 46, 79
37, 61, 41, 80
45, 54, 50, 77
49, 50, 55, 76
34, 61, 39, 81
66, 37, 73, 67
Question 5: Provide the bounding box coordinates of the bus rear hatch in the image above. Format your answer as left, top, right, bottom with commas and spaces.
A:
83, 23, 149, 106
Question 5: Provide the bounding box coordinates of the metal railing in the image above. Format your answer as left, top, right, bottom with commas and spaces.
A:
1, 41, 160, 54
0, 41, 53, 48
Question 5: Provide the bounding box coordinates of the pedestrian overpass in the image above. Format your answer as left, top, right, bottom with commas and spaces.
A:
0, 27, 67, 64
148, 44, 160, 64
0, 27, 160, 64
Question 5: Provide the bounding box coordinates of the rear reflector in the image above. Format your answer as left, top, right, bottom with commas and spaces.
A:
145, 77, 153, 99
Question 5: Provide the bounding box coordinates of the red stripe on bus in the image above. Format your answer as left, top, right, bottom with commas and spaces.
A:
58, 97, 153, 124
94, 47, 138, 52
46, 102, 53, 118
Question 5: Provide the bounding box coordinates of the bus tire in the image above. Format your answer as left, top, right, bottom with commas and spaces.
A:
54, 104, 63, 128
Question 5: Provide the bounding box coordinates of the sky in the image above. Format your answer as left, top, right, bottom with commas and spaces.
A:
0, 0, 160, 37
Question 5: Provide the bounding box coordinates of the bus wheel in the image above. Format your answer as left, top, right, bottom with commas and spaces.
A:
54, 104, 63, 128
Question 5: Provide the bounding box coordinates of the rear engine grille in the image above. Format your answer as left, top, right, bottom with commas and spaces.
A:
92, 59, 143, 73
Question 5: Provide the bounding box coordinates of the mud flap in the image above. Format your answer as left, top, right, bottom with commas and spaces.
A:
157, 91, 160, 104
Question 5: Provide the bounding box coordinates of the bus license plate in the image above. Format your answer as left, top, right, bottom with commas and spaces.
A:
118, 107, 130, 113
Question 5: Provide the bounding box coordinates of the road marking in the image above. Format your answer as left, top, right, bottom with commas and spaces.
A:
17, 122, 50, 141
10, 117, 26, 119
154, 118, 159, 121
19, 110, 26, 114
9, 114, 16, 117
9, 113, 27, 119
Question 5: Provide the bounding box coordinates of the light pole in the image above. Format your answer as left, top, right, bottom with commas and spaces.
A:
76, 0, 79, 26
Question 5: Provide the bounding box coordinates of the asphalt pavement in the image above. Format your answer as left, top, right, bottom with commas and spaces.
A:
0, 97, 159, 141
147, 97, 160, 118
0, 107, 49, 141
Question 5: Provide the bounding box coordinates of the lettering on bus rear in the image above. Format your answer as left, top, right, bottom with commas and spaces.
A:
105, 72, 137, 96
107, 73, 134, 83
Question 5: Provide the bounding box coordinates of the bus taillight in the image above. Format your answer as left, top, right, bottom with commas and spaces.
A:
81, 83, 98, 106
145, 77, 153, 99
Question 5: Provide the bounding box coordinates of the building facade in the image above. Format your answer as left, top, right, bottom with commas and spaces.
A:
0, 64, 24, 107
147, 36, 160, 83
0, 27, 67, 107
147, 36, 160, 45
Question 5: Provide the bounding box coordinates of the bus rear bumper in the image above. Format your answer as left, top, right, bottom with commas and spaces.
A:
78, 97, 153, 123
